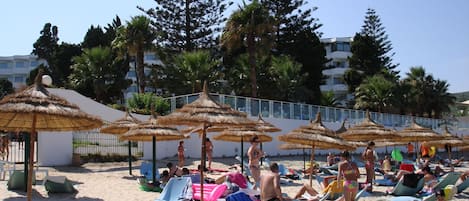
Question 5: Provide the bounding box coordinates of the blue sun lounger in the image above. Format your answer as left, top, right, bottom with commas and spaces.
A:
155, 177, 192, 201
457, 178, 469, 193
140, 161, 159, 181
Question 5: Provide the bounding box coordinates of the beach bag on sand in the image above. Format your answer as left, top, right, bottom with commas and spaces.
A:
44, 176, 77, 193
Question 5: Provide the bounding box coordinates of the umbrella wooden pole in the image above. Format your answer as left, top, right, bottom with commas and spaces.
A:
24, 132, 30, 192
27, 114, 37, 201
152, 136, 156, 183
200, 124, 207, 201
260, 142, 263, 166
303, 148, 306, 173
309, 145, 315, 187
128, 141, 132, 175
241, 137, 244, 174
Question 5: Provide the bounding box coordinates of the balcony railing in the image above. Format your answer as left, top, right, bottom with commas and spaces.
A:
165, 92, 445, 129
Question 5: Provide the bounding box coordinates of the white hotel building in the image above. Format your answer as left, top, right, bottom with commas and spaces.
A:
0, 55, 47, 89
320, 37, 354, 106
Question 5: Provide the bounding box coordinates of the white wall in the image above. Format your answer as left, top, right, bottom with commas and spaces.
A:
37, 132, 73, 166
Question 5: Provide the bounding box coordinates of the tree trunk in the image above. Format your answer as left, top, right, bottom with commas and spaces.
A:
136, 49, 145, 93
185, 0, 192, 51
247, 33, 257, 98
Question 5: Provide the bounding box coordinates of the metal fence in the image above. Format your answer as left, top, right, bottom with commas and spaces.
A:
73, 130, 143, 157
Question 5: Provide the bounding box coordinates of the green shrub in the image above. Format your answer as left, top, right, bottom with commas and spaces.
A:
126, 93, 170, 115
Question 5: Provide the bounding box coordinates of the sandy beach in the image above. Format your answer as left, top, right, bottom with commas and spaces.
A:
2, 155, 469, 201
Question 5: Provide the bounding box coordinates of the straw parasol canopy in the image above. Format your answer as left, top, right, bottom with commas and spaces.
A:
340, 111, 398, 141
121, 113, 187, 183
256, 114, 281, 132
278, 112, 355, 185
396, 118, 444, 142
335, 119, 348, 135
100, 110, 141, 135
278, 143, 312, 172
0, 70, 103, 201
157, 81, 256, 201
99, 110, 142, 175
213, 126, 272, 173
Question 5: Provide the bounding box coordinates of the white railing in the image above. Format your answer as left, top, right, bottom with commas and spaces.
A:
165, 92, 445, 129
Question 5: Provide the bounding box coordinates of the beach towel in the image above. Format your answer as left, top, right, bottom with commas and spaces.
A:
227, 172, 248, 188
226, 191, 252, 201
7, 170, 36, 190
155, 177, 192, 201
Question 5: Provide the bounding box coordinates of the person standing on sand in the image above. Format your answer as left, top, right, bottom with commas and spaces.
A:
248, 135, 264, 190
205, 137, 213, 169
337, 151, 360, 201
260, 162, 285, 201
178, 141, 185, 167
362, 141, 375, 192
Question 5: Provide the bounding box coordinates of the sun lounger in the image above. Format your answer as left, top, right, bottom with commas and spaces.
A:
225, 191, 253, 201
375, 178, 397, 186
0, 160, 15, 180
389, 194, 436, 201
7, 170, 36, 190
432, 172, 461, 191
457, 178, 469, 193
192, 183, 227, 201
155, 177, 192, 201
44, 175, 77, 193
389, 176, 425, 196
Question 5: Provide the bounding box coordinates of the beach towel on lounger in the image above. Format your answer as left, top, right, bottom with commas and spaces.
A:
155, 177, 192, 201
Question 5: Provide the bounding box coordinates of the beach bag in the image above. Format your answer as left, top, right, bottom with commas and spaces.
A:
402, 173, 423, 188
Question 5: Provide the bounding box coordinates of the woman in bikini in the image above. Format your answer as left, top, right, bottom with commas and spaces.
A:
338, 151, 360, 201
362, 141, 375, 192
205, 138, 213, 169
248, 135, 264, 190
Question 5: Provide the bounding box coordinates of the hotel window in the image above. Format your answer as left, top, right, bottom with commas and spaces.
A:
331, 42, 351, 52
14, 76, 24, 83
127, 71, 136, 78
30, 61, 39, 67
333, 77, 344, 85
16, 61, 26, 68
0, 63, 8, 69
144, 54, 157, 61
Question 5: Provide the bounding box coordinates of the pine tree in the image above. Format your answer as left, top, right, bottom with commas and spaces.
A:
138, 0, 231, 52
345, 8, 398, 93
262, 0, 327, 104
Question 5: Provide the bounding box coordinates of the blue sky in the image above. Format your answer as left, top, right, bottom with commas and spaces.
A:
1, 0, 468, 93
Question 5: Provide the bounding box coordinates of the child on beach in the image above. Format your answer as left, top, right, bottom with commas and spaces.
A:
178, 141, 185, 167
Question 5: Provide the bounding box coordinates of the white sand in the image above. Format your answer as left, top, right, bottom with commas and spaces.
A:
1, 156, 469, 201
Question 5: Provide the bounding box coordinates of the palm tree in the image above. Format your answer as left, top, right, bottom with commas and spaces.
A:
354, 75, 396, 113
221, 0, 275, 97
113, 15, 155, 93
321, 91, 340, 107
69, 47, 123, 103
173, 50, 220, 93
403, 66, 455, 118
269, 55, 304, 101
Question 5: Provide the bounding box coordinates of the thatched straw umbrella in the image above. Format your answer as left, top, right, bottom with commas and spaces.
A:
278, 143, 312, 172
157, 81, 256, 201
0, 71, 103, 201
100, 110, 142, 175
426, 126, 465, 169
120, 113, 187, 183
340, 111, 399, 142
396, 118, 444, 159
212, 127, 272, 173
278, 112, 355, 186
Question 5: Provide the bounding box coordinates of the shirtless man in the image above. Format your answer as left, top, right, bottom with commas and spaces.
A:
248, 135, 264, 189
260, 162, 284, 201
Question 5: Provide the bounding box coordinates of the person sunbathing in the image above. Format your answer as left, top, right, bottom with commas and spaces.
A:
166, 162, 182, 177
